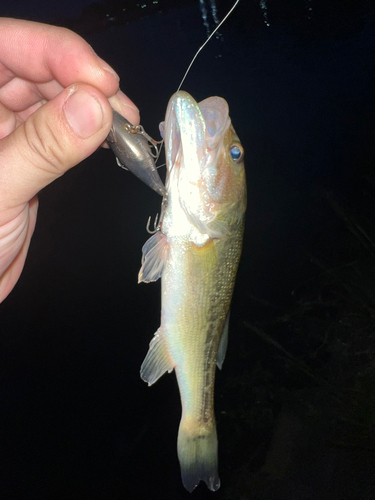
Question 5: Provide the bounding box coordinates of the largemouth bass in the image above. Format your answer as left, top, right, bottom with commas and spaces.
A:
138, 91, 246, 491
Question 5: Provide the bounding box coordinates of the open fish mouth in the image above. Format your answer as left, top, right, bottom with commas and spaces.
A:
161, 92, 207, 186
160, 91, 231, 180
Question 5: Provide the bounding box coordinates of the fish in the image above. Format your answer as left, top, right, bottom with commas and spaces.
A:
138, 90, 246, 491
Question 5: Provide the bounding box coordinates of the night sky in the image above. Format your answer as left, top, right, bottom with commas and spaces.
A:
1, 1, 375, 499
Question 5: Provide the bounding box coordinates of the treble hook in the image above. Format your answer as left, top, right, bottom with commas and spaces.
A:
145, 193, 168, 235
146, 213, 160, 234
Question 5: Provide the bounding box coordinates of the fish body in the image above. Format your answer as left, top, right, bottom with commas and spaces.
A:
138, 91, 246, 491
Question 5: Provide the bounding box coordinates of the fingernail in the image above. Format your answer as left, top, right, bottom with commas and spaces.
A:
64, 90, 104, 138
109, 90, 140, 125
116, 90, 139, 112
95, 55, 120, 81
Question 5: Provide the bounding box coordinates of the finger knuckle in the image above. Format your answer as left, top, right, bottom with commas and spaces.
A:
23, 116, 66, 175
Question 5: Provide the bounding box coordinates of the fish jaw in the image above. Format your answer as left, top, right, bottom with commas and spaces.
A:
163, 91, 207, 186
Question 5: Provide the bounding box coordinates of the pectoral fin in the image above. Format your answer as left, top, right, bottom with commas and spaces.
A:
217, 311, 230, 370
138, 232, 169, 283
140, 328, 174, 386
182, 205, 229, 240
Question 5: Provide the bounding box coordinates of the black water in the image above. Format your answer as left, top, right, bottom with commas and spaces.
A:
1, 1, 375, 499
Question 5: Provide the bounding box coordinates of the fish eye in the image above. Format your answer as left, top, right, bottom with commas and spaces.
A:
229, 143, 244, 163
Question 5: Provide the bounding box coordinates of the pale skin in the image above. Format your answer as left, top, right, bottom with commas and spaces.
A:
0, 18, 140, 303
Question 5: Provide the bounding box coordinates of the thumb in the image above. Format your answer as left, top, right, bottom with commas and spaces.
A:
0, 83, 113, 211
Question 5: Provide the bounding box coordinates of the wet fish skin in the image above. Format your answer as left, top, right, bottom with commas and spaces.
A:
139, 91, 246, 492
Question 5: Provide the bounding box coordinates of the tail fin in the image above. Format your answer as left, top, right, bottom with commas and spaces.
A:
177, 420, 220, 492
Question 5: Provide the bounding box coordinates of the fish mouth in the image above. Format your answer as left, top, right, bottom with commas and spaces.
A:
160, 91, 234, 240
162, 91, 230, 182
162, 91, 207, 185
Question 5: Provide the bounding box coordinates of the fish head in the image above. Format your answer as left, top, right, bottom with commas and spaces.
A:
160, 91, 246, 242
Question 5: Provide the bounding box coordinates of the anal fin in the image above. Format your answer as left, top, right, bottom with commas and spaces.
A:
140, 328, 174, 386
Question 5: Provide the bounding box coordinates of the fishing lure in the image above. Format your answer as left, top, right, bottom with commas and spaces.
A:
106, 111, 165, 196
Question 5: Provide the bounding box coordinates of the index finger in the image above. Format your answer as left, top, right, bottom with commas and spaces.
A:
0, 18, 119, 97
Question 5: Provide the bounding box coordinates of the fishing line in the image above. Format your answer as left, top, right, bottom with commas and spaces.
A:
155, 0, 241, 165
177, 0, 241, 92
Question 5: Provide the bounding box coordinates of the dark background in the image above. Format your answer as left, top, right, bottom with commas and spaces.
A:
1, 1, 375, 499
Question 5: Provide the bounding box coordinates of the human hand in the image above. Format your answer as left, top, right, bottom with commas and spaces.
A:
0, 18, 140, 302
